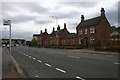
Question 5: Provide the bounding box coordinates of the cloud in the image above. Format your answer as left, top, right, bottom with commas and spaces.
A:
2, 2, 119, 40
34, 18, 53, 25
19, 2, 49, 14
62, 2, 99, 8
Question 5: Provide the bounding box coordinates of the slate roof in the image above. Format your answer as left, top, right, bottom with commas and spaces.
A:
76, 16, 101, 28
51, 29, 64, 36
62, 33, 77, 39
33, 34, 40, 36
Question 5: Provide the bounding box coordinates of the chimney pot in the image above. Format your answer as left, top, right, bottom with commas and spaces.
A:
81, 15, 84, 22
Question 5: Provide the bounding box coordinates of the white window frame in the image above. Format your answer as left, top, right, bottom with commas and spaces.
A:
90, 28, 95, 33
90, 37, 95, 44
85, 29, 87, 34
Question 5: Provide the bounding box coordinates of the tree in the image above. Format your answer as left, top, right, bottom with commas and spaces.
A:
30, 38, 38, 46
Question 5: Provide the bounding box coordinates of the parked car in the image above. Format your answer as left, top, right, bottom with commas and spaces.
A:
7, 44, 9, 48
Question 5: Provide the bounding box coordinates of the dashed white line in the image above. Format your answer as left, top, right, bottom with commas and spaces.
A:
56, 68, 66, 73
45, 63, 51, 67
37, 60, 42, 63
29, 56, 32, 58
76, 76, 85, 80
32, 58, 36, 60
113, 62, 120, 65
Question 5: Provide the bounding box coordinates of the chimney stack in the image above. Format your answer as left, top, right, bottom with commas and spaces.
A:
53, 27, 55, 32
40, 30, 42, 34
101, 8, 105, 16
45, 28, 47, 32
81, 15, 84, 22
64, 23, 66, 29
57, 25, 60, 30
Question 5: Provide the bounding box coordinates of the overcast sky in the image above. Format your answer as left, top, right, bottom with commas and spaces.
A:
1, 0, 119, 40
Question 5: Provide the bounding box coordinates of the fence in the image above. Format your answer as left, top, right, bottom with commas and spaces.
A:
95, 40, 120, 52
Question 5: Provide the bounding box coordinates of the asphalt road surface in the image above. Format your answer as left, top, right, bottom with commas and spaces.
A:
11, 46, 118, 79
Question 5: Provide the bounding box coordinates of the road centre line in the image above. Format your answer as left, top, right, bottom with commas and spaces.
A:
56, 68, 66, 73
37, 60, 42, 63
26, 54, 28, 57
45, 63, 51, 67
113, 62, 120, 65
76, 76, 85, 80
32, 58, 36, 60
29, 56, 31, 58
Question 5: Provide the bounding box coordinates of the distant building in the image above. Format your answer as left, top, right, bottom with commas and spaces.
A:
76, 8, 110, 47
2, 39, 26, 46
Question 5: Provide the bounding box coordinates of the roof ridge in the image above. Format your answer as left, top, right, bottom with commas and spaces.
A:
83, 16, 101, 22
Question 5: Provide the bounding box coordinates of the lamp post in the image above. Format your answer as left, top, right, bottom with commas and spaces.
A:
3, 20, 11, 54
49, 16, 58, 27
50, 16, 59, 48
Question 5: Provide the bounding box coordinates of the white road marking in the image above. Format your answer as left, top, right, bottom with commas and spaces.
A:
76, 76, 85, 80
56, 68, 66, 73
29, 56, 31, 58
32, 58, 36, 60
37, 60, 42, 63
68, 56, 79, 59
113, 62, 120, 65
45, 63, 51, 67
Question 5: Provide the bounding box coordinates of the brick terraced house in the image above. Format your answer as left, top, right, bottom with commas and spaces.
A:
76, 8, 110, 47
37, 29, 49, 46
43, 23, 69, 47
33, 8, 110, 48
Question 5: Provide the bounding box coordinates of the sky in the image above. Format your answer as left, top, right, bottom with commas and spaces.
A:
1, 0, 119, 40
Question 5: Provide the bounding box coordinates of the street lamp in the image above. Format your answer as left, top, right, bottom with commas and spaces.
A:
49, 16, 58, 27
3, 20, 11, 54
50, 16, 59, 48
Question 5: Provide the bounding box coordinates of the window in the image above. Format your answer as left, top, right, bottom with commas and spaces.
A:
73, 40, 75, 43
90, 28, 95, 33
64, 40, 65, 43
79, 30, 82, 35
90, 37, 95, 44
79, 38, 83, 44
85, 29, 87, 34
56, 35, 58, 37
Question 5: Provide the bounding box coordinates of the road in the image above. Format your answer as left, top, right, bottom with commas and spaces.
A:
11, 46, 118, 79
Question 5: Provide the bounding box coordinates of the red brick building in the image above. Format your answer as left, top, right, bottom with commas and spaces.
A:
43, 23, 69, 46
33, 8, 111, 48
61, 33, 79, 46
76, 8, 110, 47
38, 29, 49, 46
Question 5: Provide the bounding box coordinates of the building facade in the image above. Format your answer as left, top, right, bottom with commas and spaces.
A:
76, 8, 110, 47
33, 8, 111, 48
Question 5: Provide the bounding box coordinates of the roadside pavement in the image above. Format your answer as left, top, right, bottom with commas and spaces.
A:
2, 47, 19, 78
67, 49, 118, 55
